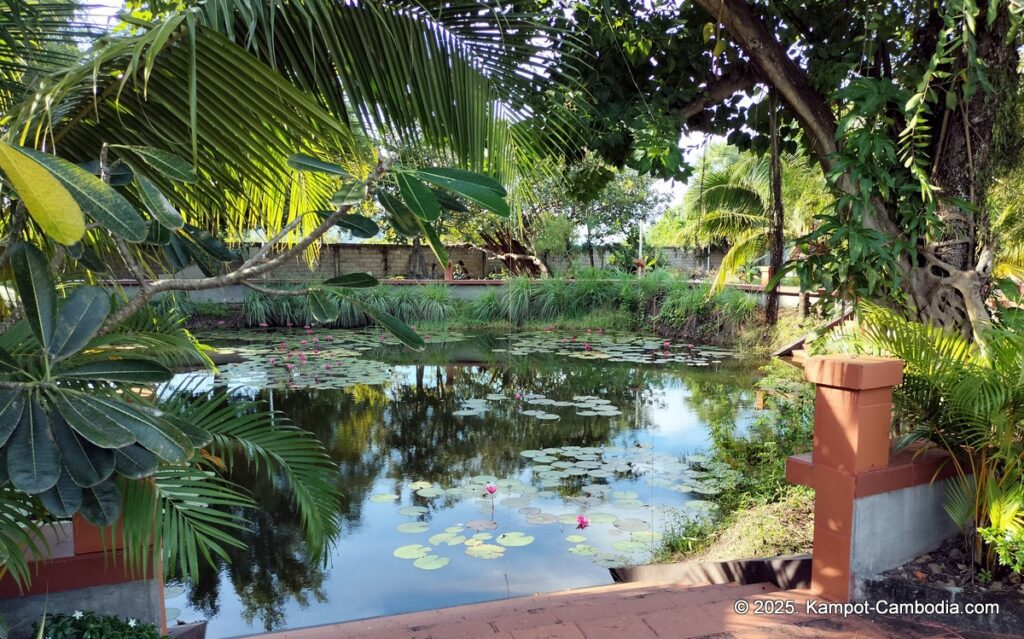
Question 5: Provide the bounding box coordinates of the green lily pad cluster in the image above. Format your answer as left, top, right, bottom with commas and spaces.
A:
494, 332, 734, 367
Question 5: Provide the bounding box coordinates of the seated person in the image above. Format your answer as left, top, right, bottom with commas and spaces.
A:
453, 260, 472, 280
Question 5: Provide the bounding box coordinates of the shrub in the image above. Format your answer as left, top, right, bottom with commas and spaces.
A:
36, 611, 166, 639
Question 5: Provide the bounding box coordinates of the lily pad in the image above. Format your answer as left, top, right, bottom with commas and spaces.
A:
409, 481, 433, 490
414, 555, 450, 570
568, 544, 598, 556
397, 506, 429, 517
369, 493, 399, 503
496, 532, 535, 547
416, 487, 445, 498
565, 534, 587, 543
465, 519, 498, 531
613, 518, 651, 532
394, 544, 432, 559
397, 522, 430, 534
526, 513, 558, 524
465, 544, 506, 559
429, 532, 467, 546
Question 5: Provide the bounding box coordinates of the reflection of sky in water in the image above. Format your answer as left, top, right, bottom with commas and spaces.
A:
167, 332, 760, 638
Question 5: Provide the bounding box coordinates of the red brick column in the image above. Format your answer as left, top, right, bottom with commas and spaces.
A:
788, 355, 902, 601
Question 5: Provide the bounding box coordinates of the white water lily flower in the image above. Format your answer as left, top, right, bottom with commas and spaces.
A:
72, 611, 83, 620
128, 619, 137, 628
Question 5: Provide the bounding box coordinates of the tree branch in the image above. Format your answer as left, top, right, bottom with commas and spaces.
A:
99, 156, 390, 333
670, 67, 759, 120
692, 0, 838, 166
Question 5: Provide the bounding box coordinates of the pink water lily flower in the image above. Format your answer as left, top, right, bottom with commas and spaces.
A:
583, 343, 592, 351
514, 392, 522, 400
326, 335, 334, 341
325, 364, 332, 370
286, 363, 295, 371
312, 337, 319, 343
259, 322, 268, 328
662, 340, 671, 348
269, 357, 276, 364
485, 483, 497, 495
300, 339, 308, 345
217, 320, 225, 326
576, 515, 589, 529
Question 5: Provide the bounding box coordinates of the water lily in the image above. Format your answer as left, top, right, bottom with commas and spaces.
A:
269, 357, 276, 365
128, 619, 137, 628
576, 515, 590, 529
217, 320, 225, 326
326, 335, 334, 341
583, 343, 592, 351
306, 329, 314, 335
325, 364, 332, 370
662, 340, 671, 348
313, 337, 319, 343
258, 322, 269, 328
485, 483, 497, 495
72, 611, 83, 620
300, 339, 308, 345
286, 363, 295, 371
514, 392, 522, 400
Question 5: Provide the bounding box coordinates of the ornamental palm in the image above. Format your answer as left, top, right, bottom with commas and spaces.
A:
675, 146, 829, 291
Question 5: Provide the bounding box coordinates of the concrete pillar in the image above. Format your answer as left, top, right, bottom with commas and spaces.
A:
758, 265, 774, 289
787, 355, 960, 602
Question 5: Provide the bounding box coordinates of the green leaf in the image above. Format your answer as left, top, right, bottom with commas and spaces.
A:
308, 289, 340, 323
412, 170, 510, 217
38, 469, 83, 518
16, 147, 149, 242
287, 154, 350, 177
378, 192, 421, 237
8, 243, 56, 351
323, 273, 378, 288
335, 213, 379, 238
414, 167, 507, 196
48, 287, 111, 360
114, 146, 198, 183
396, 173, 441, 221
79, 478, 121, 526
7, 399, 60, 494
0, 392, 25, 449
72, 396, 191, 461
51, 393, 137, 449
0, 143, 84, 245
183, 225, 239, 262
136, 174, 184, 229
51, 412, 116, 488
58, 359, 173, 383
351, 301, 425, 350
114, 444, 159, 479
329, 181, 368, 207
431, 188, 468, 213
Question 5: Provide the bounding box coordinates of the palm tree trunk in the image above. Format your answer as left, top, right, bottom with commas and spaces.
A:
765, 88, 784, 326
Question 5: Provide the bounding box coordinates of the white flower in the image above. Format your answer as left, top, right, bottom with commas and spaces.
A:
72, 611, 83, 620
128, 619, 137, 628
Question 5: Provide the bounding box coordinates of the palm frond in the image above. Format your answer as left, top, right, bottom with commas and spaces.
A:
160, 388, 342, 565
120, 466, 252, 583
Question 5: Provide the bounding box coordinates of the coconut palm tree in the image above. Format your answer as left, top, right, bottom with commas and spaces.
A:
672, 145, 830, 292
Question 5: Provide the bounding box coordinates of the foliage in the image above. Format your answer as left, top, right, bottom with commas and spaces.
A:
653, 145, 830, 291
828, 302, 1024, 570
35, 611, 166, 639
978, 527, 1024, 575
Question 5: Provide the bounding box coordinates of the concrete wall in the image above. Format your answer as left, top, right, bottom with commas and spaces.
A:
0, 580, 164, 639
850, 478, 960, 578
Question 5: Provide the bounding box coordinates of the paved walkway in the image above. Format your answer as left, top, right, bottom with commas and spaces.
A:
251, 581, 1008, 639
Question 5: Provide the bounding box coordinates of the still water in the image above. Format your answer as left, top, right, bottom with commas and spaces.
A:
167, 330, 760, 637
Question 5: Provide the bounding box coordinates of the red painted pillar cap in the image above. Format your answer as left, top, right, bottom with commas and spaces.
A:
804, 355, 903, 390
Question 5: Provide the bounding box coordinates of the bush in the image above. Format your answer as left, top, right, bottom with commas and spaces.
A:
36, 611, 166, 639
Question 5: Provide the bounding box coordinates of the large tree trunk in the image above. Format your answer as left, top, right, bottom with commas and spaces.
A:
693, 0, 1017, 339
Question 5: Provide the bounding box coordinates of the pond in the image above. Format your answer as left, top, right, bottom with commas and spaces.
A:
164, 329, 762, 638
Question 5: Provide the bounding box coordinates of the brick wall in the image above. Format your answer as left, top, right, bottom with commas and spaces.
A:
546, 247, 724, 274
253, 243, 496, 281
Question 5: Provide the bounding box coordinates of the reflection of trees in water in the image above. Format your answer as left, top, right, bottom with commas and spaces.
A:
184, 335, 760, 629
183, 461, 327, 632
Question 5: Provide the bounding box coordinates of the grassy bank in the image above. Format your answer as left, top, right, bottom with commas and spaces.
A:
169, 269, 820, 350
656, 359, 815, 563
